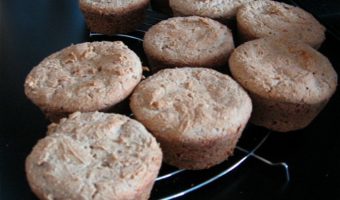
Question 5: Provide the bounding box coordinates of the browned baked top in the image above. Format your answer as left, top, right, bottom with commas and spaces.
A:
79, 0, 150, 15
170, 0, 253, 19
26, 112, 162, 200
130, 67, 252, 142
237, 0, 325, 48
143, 16, 234, 67
229, 37, 337, 104
25, 41, 142, 113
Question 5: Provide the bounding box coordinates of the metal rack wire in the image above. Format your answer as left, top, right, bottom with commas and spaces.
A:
90, 9, 290, 200
154, 132, 289, 200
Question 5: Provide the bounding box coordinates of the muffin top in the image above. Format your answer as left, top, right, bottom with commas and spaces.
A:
170, 0, 253, 20
25, 41, 142, 113
229, 37, 337, 104
26, 112, 162, 200
143, 16, 234, 67
237, 0, 325, 48
130, 68, 252, 142
79, 0, 149, 14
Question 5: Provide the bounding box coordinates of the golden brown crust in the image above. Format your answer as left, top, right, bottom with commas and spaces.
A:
130, 68, 252, 169
79, 0, 149, 15
25, 41, 142, 121
229, 37, 337, 104
143, 16, 234, 71
229, 37, 337, 132
236, 0, 326, 48
26, 112, 162, 200
79, 0, 149, 35
248, 90, 330, 132
170, 0, 254, 21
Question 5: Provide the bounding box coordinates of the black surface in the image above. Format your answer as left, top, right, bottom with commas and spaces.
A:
1, 1, 340, 200
290, 0, 340, 41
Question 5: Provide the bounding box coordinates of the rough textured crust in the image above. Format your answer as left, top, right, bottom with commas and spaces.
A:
130, 68, 252, 169
229, 37, 337, 132
237, 0, 326, 49
79, 0, 149, 35
143, 16, 234, 71
25, 41, 142, 121
169, 0, 254, 21
26, 112, 162, 200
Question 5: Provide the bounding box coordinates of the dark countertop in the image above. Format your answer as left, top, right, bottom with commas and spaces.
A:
1, 1, 339, 199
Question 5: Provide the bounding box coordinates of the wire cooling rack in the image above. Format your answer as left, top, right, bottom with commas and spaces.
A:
89, 9, 290, 200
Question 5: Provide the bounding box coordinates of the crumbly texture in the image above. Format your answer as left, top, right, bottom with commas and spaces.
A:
26, 112, 162, 200
130, 68, 252, 169
237, 0, 326, 48
169, 0, 254, 21
79, 0, 149, 35
79, 0, 148, 13
229, 37, 337, 132
143, 16, 234, 71
25, 41, 142, 121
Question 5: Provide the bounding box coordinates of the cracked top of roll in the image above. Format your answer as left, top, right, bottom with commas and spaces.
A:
25, 112, 162, 200
130, 67, 252, 141
79, 0, 150, 15
229, 37, 337, 104
24, 41, 142, 113
237, 0, 325, 48
143, 16, 234, 67
170, 0, 254, 20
